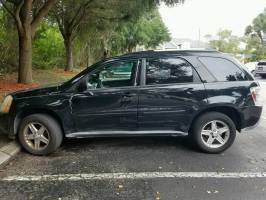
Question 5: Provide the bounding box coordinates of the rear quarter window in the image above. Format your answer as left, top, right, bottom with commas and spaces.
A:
258, 61, 266, 66
198, 57, 248, 82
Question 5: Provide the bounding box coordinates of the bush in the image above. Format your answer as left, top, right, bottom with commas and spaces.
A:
33, 22, 65, 69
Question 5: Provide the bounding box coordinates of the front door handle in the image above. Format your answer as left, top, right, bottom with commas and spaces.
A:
184, 88, 194, 94
123, 93, 136, 98
87, 91, 94, 96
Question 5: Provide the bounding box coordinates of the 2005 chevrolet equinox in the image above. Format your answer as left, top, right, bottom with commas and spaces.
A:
0, 50, 262, 155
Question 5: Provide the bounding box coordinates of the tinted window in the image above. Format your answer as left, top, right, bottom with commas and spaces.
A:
199, 57, 248, 82
87, 61, 137, 89
146, 58, 194, 85
258, 61, 266, 66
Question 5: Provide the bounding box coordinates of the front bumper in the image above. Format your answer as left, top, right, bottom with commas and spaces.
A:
241, 105, 263, 130
0, 113, 14, 138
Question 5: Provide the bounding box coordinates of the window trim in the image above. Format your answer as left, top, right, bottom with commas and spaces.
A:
141, 57, 202, 87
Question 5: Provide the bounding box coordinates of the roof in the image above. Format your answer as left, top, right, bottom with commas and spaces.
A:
120, 49, 220, 58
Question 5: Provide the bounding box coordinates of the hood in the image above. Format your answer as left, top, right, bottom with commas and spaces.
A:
11, 85, 61, 99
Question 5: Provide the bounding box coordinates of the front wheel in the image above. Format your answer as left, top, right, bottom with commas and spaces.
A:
191, 112, 236, 153
18, 114, 63, 155
251, 70, 256, 76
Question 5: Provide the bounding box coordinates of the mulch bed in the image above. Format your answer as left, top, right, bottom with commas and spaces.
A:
0, 82, 39, 101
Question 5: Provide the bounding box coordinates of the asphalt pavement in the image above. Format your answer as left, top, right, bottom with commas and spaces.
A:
0, 79, 266, 200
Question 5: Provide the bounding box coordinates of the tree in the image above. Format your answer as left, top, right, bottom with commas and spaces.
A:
208, 30, 241, 55
52, 0, 96, 71
33, 21, 64, 69
111, 8, 171, 53
52, 0, 142, 71
0, 7, 18, 73
0, 0, 57, 83
245, 9, 266, 44
245, 8, 266, 60
52, 0, 183, 71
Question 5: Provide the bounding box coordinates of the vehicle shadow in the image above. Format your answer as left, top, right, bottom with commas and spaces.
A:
59, 136, 197, 154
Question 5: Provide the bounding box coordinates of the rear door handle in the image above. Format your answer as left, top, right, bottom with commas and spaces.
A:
123, 93, 136, 98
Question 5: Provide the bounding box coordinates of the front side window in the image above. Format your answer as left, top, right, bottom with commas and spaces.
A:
145, 58, 194, 85
87, 61, 138, 89
199, 57, 248, 82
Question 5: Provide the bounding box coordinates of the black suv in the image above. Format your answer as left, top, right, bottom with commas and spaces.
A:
0, 50, 262, 155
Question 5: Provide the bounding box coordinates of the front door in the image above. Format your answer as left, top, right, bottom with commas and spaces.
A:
71, 59, 140, 133
138, 57, 207, 133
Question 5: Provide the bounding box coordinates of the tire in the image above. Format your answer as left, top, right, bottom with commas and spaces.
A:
260, 74, 266, 79
251, 70, 256, 76
18, 114, 63, 155
191, 112, 236, 154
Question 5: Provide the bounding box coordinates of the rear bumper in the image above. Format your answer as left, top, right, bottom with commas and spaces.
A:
255, 70, 266, 75
241, 106, 263, 130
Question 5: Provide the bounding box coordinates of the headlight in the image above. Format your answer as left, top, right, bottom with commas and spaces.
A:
0, 95, 13, 114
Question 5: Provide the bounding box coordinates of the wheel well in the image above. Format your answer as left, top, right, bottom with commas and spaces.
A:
189, 106, 242, 133
14, 108, 64, 136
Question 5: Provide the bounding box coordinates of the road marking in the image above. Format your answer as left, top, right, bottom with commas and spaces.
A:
262, 116, 266, 120
2, 172, 266, 181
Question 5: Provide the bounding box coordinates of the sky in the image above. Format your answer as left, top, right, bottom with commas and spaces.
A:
159, 0, 266, 41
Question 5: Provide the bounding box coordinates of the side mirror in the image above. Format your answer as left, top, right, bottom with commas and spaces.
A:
77, 80, 88, 92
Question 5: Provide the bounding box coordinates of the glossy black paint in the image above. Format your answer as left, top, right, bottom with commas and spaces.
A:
0, 50, 262, 139
71, 87, 139, 132
138, 83, 207, 132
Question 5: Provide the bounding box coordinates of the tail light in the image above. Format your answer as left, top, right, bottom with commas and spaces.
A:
250, 86, 261, 106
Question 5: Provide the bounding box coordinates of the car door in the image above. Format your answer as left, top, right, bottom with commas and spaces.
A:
71, 59, 140, 133
138, 56, 207, 134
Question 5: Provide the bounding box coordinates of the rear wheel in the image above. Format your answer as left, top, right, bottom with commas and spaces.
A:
191, 112, 236, 153
260, 74, 266, 79
18, 114, 63, 155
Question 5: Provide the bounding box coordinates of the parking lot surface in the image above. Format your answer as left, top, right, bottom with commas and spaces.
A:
0, 79, 266, 200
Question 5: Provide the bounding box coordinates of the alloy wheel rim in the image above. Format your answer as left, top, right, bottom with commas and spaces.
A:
23, 122, 50, 151
200, 120, 230, 149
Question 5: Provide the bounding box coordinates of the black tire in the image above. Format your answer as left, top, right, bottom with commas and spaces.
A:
251, 70, 256, 76
18, 114, 63, 155
191, 112, 236, 154
260, 74, 266, 79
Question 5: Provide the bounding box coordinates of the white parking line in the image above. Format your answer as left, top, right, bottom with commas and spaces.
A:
2, 172, 266, 181
261, 116, 266, 120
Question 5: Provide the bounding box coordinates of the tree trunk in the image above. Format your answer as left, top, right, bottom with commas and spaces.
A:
64, 37, 74, 72
102, 38, 109, 59
18, 34, 33, 84
127, 47, 133, 53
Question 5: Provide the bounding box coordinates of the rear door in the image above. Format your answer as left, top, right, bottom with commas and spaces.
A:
138, 56, 207, 133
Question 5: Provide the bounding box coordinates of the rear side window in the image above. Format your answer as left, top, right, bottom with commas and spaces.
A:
258, 61, 266, 66
145, 58, 197, 85
199, 57, 248, 82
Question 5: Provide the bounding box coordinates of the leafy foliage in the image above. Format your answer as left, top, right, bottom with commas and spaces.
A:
110, 8, 171, 53
208, 30, 242, 55
245, 8, 266, 61
0, 8, 18, 73
245, 9, 266, 44
0, 0, 183, 79
33, 22, 64, 69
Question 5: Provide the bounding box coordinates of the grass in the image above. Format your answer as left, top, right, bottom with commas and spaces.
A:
0, 69, 80, 101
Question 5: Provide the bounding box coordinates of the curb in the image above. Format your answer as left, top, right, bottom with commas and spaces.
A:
0, 141, 21, 167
